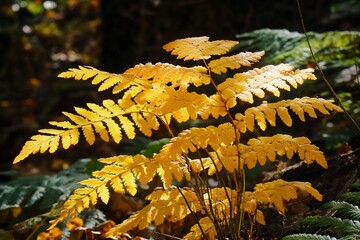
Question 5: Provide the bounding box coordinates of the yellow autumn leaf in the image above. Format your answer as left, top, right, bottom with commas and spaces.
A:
277, 107, 292, 126
250, 179, 323, 215
66, 217, 83, 231
103, 119, 122, 143
209, 51, 264, 74
163, 36, 238, 61
80, 178, 104, 187
97, 185, 110, 204
256, 210, 266, 225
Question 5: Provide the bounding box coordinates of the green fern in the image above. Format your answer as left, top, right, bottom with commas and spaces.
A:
59, 208, 107, 240
0, 159, 92, 213
323, 201, 360, 221
236, 29, 360, 69
283, 183, 360, 240
349, 183, 360, 192
301, 216, 360, 235
236, 29, 360, 149
282, 234, 337, 240
341, 192, 360, 207
339, 234, 360, 240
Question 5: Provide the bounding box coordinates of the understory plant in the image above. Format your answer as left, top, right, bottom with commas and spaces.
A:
283, 182, 360, 240
14, 36, 343, 239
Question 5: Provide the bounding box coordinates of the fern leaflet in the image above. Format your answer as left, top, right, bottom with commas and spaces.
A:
282, 234, 337, 240
248, 179, 322, 215
208, 51, 265, 74
58, 66, 140, 93
125, 63, 211, 88
301, 216, 360, 235
340, 192, 360, 207
163, 36, 238, 61
324, 201, 360, 221
184, 216, 217, 240
218, 64, 316, 105
235, 97, 343, 132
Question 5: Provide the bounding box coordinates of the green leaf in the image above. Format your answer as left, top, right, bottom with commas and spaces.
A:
324, 201, 360, 221
140, 138, 170, 158
340, 192, 360, 207
282, 234, 337, 240
0, 159, 92, 212
301, 216, 360, 235
236, 29, 360, 69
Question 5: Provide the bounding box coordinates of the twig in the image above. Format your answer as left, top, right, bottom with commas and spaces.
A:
296, 0, 360, 132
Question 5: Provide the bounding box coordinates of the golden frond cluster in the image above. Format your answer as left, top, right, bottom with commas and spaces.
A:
14, 36, 343, 239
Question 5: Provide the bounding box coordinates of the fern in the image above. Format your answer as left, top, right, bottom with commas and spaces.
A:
208, 51, 265, 74
283, 182, 360, 240
190, 134, 327, 173
282, 234, 337, 240
218, 64, 317, 105
236, 29, 360, 69
0, 159, 91, 213
162, 36, 238, 61
340, 192, 360, 207
302, 216, 360, 235
14, 36, 344, 239
323, 201, 360, 221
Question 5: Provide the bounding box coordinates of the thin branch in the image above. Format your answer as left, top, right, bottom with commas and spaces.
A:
176, 186, 209, 240
296, 0, 360, 132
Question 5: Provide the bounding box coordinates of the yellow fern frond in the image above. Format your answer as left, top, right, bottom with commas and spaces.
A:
49, 154, 157, 228
158, 123, 236, 160
14, 128, 79, 164
105, 188, 202, 237
218, 64, 316, 105
163, 36, 238, 61
184, 217, 217, 240
208, 51, 265, 74
125, 63, 211, 88
14, 100, 148, 163
58, 66, 140, 94
198, 134, 326, 175
235, 97, 344, 132
241, 134, 327, 169
248, 179, 322, 215
151, 87, 226, 122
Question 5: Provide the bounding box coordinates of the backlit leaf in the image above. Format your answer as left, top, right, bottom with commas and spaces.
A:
163, 36, 238, 61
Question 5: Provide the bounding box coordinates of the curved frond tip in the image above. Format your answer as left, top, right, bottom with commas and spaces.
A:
163, 36, 238, 61
58, 66, 139, 94
209, 51, 265, 74
13, 100, 161, 163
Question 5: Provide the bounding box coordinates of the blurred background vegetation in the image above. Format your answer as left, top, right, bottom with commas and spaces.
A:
1, 0, 359, 170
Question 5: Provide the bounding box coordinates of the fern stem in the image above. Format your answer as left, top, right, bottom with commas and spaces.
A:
26, 216, 48, 240
205, 59, 246, 239
157, 115, 211, 239
203, 148, 236, 235
296, 0, 360, 133
176, 186, 209, 240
